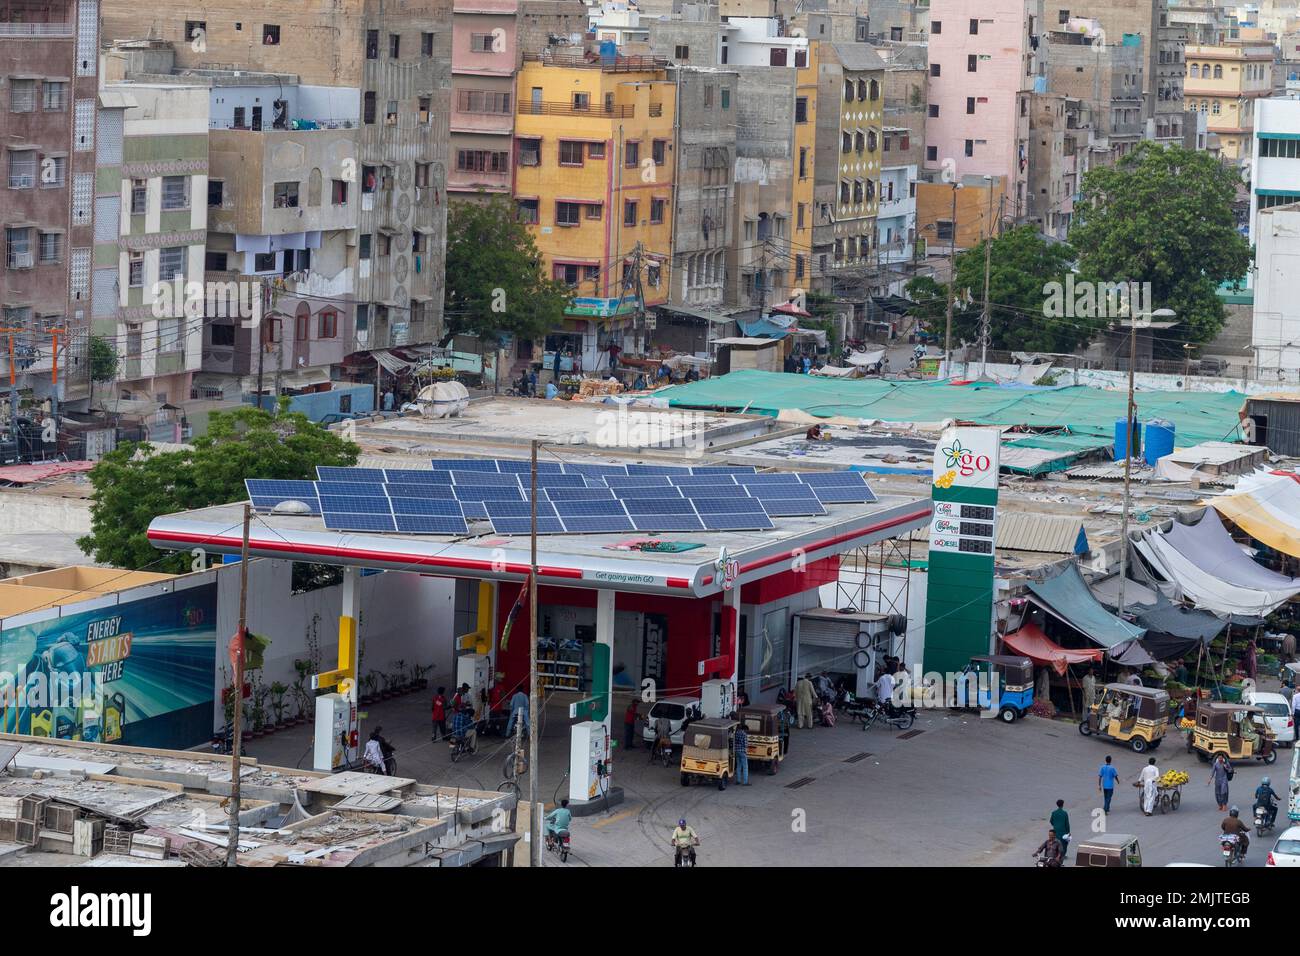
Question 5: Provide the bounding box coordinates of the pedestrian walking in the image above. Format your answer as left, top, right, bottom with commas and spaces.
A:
624, 698, 639, 751
795, 674, 816, 729
1139, 756, 1160, 816
735, 721, 750, 785
430, 686, 448, 741
1208, 752, 1232, 811
1098, 755, 1119, 813
1050, 799, 1071, 856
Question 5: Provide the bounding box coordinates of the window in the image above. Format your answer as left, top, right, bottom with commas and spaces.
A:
931, 20, 942, 33
968, 54, 977, 72
704, 84, 713, 108
588, 141, 605, 159
161, 175, 188, 210
857, 79, 867, 101
966, 96, 975, 114
1214, 64, 1223, 79
263, 24, 280, 45
205, 250, 227, 272
559, 140, 585, 166
556, 201, 581, 226
721, 88, 730, 109
518, 138, 540, 166
969, 18, 979, 34
840, 180, 850, 204
41, 155, 66, 187
378, 233, 392, 257
457, 90, 511, 114
797, 203, 805, 229
319, 309, 338, 338
422, 32, 435, 57
572, 92, 590, 111
652, 139, 666, 166
845, 80, 854, 102
554, 263, 580, 286
211, 323, 235, 347
295, 306, 310, 343
415, 163, 430, 188
795, 254, 805, 279
273, 182, 299, 208
928, 104, 939, 117
332, 179, 348, 205
624, 200, 637, 226
770, 47, 787, 66
42, 81, 67, 111
585, 203, 601, 220
355, 304, 369, 332
208, 180, 224, 207
675, 44, 690, 60
366, 29, 379, 59
364, 92, 376, 124
385, 100, 397, 125
936, 219, 953, 241
455, 150, 508, 173
926, 145, 938, 161
419, 96, 431, 124
931, 63, 941, 77
10, 79, 35, 113
471, 33, 495, 52
795, 96, 808, 123
624, 141, 639, 167
159, 246, 185, 280
128, 252, 143, 286
4, 227, 31, 269
186, 20, 206, 43
843, 132, 852, 153
650, 197, 665, 223
8, 149, 36, 189
389, 34, 400, 58
965, 139, 974, 156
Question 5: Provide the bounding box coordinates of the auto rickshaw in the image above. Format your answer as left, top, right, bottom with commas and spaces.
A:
1078, 683, 1169, 752
1187, 702, 1277, 765
680, 718, 738, 790
738, 704, 789, 775
1074, 833, 1143, 868
952, 655, 1035, 722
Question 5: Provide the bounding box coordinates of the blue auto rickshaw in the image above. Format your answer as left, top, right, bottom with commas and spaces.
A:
952, 655, 1035, 723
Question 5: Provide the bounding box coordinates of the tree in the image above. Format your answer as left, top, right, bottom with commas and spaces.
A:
443, 194, 571, 348
88, 335, 118, 408
1069, 142, 1251, 344
906, 227, 1082, 352
78, 405, 358, 570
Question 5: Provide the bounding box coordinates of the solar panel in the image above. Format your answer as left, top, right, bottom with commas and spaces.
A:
322, 512, 398, 533
497, 459, 564, 474
383, 483, 458, 500
606, 476, 674, 488
560, 515, 636, 534
669, 476, 739, 489
384, 469, 452, 484
737, 474, 805, 487
699, 513, 774, 531
748, 492, 826, 517
460, 501, 489, 520
431, 459, 501, 472
449, 471, 520, 486
491, 516, 569, 535
626, 464, 692, 476
676, 485, 755, 500
689, 465, 757, 475
452, 486, 524, 502
690, 496, 767, 515
317, 466, 387, 482
631, 514, 706, 533
245, 480, 319, 513
552, 498, 629, 517
485, 500, 558, 519
561, 463, 629, 477
250, 496, 322, 513
531, 474, 591, 488
390, 497, 465, 516
393, 514, 470, 535
315, 480, 389, 497
538, 486, 616, 500
318, 494, 392, 514
620, 496, 698, 515
801, 471, 878, 503
799, 471, 871, 486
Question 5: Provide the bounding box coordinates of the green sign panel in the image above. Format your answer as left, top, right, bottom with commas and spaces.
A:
922, 428, 1001, 675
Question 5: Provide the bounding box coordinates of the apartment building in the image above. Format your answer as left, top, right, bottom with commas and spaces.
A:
93, 79, 207, 404
876, 44, 926, 269
1251, 202, 1300, 378
450, 0, 517, 200
924, 0, 1038, 221
1027, 92, 1071, 238
1185, 41, 1274, 162
1, 0, 99, 412
1247, 98, 1300, 247
1043, 28, 1145, 168
512, 50, 676, 366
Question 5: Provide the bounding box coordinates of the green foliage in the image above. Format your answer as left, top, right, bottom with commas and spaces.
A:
444, 193, 571, 347
77, 405, 358, 570
88, 335, 118, 383
1069, 142, 1251, 344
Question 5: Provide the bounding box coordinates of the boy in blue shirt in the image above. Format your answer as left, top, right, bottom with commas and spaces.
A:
1098, 755, 1120, 813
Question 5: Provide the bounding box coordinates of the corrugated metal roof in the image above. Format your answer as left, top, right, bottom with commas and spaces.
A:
995, 511, 1086, 554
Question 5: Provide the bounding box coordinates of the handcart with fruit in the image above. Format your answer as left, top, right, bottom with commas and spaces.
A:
1135, 769, 1189, 813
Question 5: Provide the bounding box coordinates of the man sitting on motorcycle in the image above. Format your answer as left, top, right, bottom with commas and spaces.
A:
671, 818, 699, 866
1221, 806, 1251, 858
1254, 777, 1281, 829
1033, 827, 1064, 867
545, 799, 572, 848
650, 714, 672, 763
450, 704, 477, 754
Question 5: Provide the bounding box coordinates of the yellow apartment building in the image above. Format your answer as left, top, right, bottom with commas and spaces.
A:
1185, 43, 1274, 162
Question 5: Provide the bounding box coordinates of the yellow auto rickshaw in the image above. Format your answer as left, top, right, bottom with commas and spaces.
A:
680, 718, 738, 790
1187, 702, 1277, 765
1078, 683, 1169, 753
738, 704, 789, 775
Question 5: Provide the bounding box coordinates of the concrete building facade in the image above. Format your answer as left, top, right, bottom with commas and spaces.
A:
1184, 41, 1274, 163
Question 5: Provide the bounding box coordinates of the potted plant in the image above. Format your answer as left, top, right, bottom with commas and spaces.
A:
291, 659, 312, 726
270, 681, 289, 729
249, 674, 269, 737
413, 662, 431, 691
393, 659, 407, 693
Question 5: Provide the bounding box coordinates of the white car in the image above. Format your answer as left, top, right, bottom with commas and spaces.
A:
642, 695, 702, 746
1242, 691, 1296, 746
1267, 826, 1300, 867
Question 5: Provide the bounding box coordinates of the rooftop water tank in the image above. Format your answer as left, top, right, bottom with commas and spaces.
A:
1144, 419, 1175, 466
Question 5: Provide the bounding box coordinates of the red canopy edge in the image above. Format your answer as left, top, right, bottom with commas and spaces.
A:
1001, 622, 1104, 676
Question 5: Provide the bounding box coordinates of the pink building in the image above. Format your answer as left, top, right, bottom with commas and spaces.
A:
923, 0, 1037, 216
450, 0, 519, 197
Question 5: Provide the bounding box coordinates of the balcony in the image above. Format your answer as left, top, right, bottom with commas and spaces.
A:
0, 22, 73, 37
522, 51, 668, 72
519, 101, 633, 118
210, 117, 357, 132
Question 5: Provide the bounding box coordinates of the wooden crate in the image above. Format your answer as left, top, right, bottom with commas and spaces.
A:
103, 826, 133, 856
43, 804, 76, 834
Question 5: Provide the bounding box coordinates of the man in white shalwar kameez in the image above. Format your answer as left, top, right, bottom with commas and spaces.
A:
1139, 756, 1160, 815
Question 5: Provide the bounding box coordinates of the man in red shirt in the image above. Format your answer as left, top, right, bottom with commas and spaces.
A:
430, 686, 447, 741
624, 699, 639, 751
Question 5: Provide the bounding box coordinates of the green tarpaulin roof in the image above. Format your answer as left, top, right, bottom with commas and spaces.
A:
662, 370, 1245, 446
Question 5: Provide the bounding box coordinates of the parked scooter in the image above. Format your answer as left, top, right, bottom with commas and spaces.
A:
862, 699, 917, 731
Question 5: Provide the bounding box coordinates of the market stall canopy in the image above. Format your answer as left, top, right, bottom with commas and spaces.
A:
1001, 621, 1104, 674
1208, 470, 1300, 559
846, 349, 887, 367
1090, 574, 1159, 611
1026, 563, 1146, 648
1135, 593, 1228, 643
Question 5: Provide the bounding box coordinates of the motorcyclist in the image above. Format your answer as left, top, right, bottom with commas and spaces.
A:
650, 714, 673, 763
1253, 777, 1281, 829
1033, 827, 1064, 867
545, 798, 572, 848
671, 817, 700, 867
1220, 805, 1251, 859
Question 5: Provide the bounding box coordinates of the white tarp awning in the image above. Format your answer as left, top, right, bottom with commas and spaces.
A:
372, 349, 412, 375
846, 349, 886, 367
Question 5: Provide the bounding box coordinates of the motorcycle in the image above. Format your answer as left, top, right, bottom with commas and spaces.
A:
1220, 832, 1247, 867
674, 839, 699, 867
546, 828, 572, 863
862, 699, 916, 732
650, 736, 673, 767
1254, 804, 1277, 838
449, 735, 475, 763
210, 724, 233, 755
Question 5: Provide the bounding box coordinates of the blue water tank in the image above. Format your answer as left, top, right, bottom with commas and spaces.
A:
1114, 417, 1142, 461
1144, 419, 1175, 465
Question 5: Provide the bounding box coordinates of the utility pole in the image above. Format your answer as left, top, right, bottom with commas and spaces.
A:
528, 439, 541, 867
1, 327, 24, 442
255, 285, 270, 406
979, 184, 995, 378
943, 183, 958, 374
1117, 309, 1137, 619
227, 502, 251, 867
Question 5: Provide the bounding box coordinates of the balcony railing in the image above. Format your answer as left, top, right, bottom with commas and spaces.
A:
519, 101, 633, 118
0, 22, 74, 37
210, 117, 358, 131
523, 51, 668, 72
